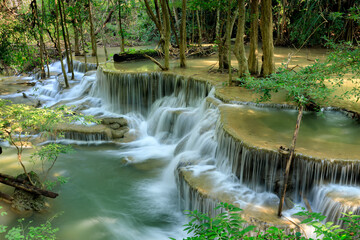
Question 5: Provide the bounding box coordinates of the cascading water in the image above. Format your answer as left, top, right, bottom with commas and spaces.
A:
1, 60, 360, 239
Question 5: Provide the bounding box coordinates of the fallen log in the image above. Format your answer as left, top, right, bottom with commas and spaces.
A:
0, 191, 14, 202
113, 50, 160, 62
0, 173, 58, 199
144, 54, 166, 70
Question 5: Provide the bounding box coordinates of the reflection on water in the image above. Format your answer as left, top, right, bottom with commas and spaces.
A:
220, 104, 360, 160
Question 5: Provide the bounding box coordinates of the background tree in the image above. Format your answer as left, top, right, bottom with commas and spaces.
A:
179, 0, 187, 68
260, 0, 275, 76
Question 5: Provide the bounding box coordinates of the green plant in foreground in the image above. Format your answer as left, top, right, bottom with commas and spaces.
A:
295, 211, 360, 240
173, 203, 360, 240
0, 206, 59, 240
0, 99, 97, 186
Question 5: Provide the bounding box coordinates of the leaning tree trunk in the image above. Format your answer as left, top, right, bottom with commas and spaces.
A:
160, 0, 171, 70
33, 0, 46, 79
88, 0, 98, 66
61, 0, 74, 80
166, 0, 180, 47
248, 0, 259, 75
54, 0, 69, 88
179, 0, 187, 68
41, 0, 50, 78
260, 0, 275, 76
278, 105, 304, 217
233, 0, 248, 76
58, 0, 71, 73
172, 0, 180, 31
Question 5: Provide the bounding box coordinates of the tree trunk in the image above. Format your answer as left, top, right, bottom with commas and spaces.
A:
234, 0, 248, 76
41, 0, 50, 78
79, 15, 88, 72
196, 10, 202, 46
34, 0, 46, 79
88, 0, 98, 66
160, 0, 170, 70
73, 18, 81, 56
0, 173, 58, 198
218, 6, 238, 72
191, 11, 195, 44
260, 0, 275, 76
278, 105, 304, 217
31, 0, 45, 79
61, 0, 74, 80
248, 0, 259, 75
54, 0, 69, 88
227, 0, 232, 84
179, 0, 187, 68
172, 0, 180, 30
215, 7, 220, 39
58, 0, 70, 73
102, 32, 109, 61
154, 0, 162, 31
118, 0, 125, 52
166, 0, 180, 47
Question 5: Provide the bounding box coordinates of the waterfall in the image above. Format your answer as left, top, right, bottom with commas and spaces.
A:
309, 185, 360, 226
9, 61, 360, 234
71, 61, 98, 73
215, 122, 360, 202
91, 68, 210, 116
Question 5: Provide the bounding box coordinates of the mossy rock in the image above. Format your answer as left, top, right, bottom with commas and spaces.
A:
11, 171, 46, 212
113, 49, 160, 62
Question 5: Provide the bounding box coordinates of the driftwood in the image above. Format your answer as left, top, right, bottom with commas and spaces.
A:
170, 45, 215, 59
0, 173, 58, 199
144, 54, 166, 70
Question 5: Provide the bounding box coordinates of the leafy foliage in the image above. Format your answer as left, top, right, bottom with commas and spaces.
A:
178, 202, 254, 240
295, 211, 360, 240
242, 41, 360, 107
0, 99, 97, 185
0, 206, 60, 240
174, 203, 360, 240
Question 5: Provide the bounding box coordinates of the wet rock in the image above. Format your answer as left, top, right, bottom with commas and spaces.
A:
109, 123, 120, 130
11, 172, 46, 212
101, 117, 128, 127
111, 127, 129, 139
56, 123, 113, 141
72, 99, 93, 111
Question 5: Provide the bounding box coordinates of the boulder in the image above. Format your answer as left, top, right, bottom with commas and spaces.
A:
11, 172, 46, 212
111, 127, 130, 139
109, 123, 121, 130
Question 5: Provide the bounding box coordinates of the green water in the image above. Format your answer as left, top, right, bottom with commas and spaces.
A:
222, 105, 360, 160
1, 144, 184, 240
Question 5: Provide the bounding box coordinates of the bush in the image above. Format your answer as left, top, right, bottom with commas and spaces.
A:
173, 203, 360, 240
